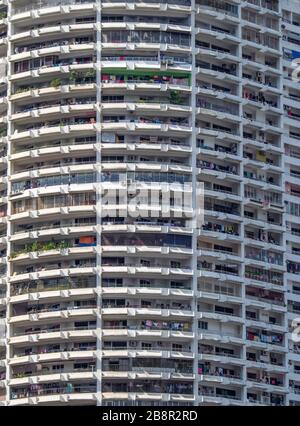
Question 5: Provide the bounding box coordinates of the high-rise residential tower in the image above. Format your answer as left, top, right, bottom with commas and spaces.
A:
0, 0, 298, 406
282, 0, 300, 407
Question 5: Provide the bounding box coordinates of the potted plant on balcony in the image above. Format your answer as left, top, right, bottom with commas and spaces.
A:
170, 90, 183, 105
69, 70, 78, 84
50, 78, 61, 89
84, 69, 96, 83
58, 240, 70, 250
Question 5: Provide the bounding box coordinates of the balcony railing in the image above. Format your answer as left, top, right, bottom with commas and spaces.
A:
14, 345, 97, 358
13, 304, 97, 317
13, 324, 97, 337
11, 385, 97, 400
12, 366, 96, 379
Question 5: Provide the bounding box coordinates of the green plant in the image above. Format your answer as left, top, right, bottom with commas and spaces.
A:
82, 69, 96, 83
13, 239, 74, 258
24, 241, 38, 253
69, 70, 78, 83
85, 69, 96, 79
58, 240, 70, 249
50, 78, 61, 88
170, 90, 183, 105
15, 87, 30, 94
42, 241, 57, 251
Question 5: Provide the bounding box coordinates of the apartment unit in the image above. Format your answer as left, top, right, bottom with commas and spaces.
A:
0, 0, 296, 406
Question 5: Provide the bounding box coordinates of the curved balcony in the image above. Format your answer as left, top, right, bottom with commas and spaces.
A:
9, 383, 97, 405
12, 1, 192, 23
198, 329, 244, 346
195, 2, 239, 22
11, 82, 96, 103
10, 365, 96, 385
10, 60, 97, 83
101, 305, 193, 321
11, 120, 192, 144
9, 262, 97, 285
102, 324, 194, 341
102, 0, 192, 9
198, 350, 244, 367
9, 322, 97, 346
10, 288, 96, 309
9, 306, 97, 326
10, 43, 96, 64
10, 223, 96, 242
10, 159, 192, 181
197, 262, 243, 283
102, 391, 194, 404
198, 392, 244, 406
197, 373, 244, 387
246, 376, 287, 393
10, 347, 97, 367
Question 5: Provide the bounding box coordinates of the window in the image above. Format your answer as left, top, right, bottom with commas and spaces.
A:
198, 321, 208, 330
52, 364, 64, 371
